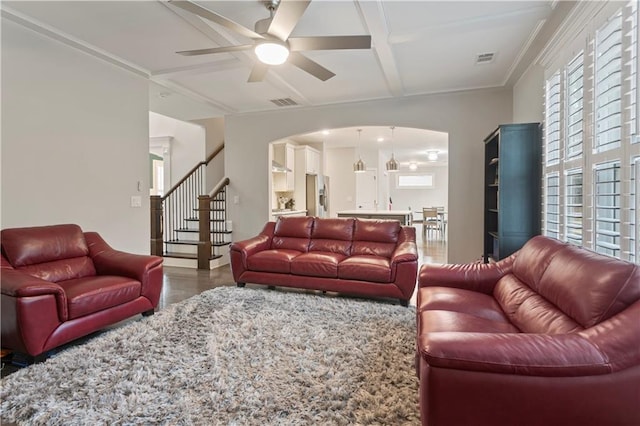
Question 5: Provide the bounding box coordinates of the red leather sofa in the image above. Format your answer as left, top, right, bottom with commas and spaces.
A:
416, 235, 640, 426
230, 216, 418, 305
1, 224, 163, 358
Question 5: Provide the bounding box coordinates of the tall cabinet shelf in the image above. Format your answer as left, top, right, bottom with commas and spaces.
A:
484, 123, 542, 262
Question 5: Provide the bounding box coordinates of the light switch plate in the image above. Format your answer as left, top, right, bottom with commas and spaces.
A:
130, 196, 142, 208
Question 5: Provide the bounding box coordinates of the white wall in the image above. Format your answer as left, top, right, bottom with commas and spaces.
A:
149, 112, 205, 190
192, 117, 225, 192
225, 88, 512, 263
513, 63, 545, 123
1, 19, 150, 254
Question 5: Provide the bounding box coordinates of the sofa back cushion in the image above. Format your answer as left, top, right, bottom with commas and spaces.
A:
351, 219, 400, 258
1, 224, 96, 282
271, 216, 314, 252
309, 218, 354, 256
495, 235, 640, 332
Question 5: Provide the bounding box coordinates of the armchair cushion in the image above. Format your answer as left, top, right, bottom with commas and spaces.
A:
63, 276, 141, 320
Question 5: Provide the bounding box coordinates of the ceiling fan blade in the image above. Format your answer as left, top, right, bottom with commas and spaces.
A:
248, 62, 269, 82
288, 35, 372, 51
267, 0, 311, 41
177, 44, 253, 56
168, 1, 264, 40
288, 52, 335, 81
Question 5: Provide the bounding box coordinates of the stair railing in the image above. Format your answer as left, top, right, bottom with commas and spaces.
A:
196, 177, 230, 268
150, 144, 224, 257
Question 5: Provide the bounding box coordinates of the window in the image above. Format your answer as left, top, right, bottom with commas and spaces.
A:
545, 72, 561, 164
396, 174, 433, 188
594, 161, 621, 257
594, 11, 623, 153
566, 53, 584, 159
545, 173, 560, 238
565, 169, 583, 245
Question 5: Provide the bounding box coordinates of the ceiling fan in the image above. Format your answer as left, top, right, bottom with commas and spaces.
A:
168, 0, 372, 82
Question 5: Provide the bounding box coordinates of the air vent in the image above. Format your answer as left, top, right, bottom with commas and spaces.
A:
270, 98, 298, 107
475, 52, 495, 65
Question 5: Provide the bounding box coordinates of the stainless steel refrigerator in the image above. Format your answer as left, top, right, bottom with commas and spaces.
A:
306, 174, 330, 217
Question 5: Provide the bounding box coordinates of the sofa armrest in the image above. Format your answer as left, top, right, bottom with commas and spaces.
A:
391, 241, 418, 265
419, 332, 611, 377
1, 268, 68, 320
419, 255, 515, 295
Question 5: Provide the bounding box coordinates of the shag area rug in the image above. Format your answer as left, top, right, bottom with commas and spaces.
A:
1, 287, 419, 425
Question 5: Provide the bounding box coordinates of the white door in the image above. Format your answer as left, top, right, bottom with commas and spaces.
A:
356, 170, 377, 210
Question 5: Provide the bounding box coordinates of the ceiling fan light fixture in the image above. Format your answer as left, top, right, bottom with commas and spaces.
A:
255, 41, 289, 65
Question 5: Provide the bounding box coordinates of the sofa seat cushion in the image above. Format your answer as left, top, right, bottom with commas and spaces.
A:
291, 252, 346, 278
62, 276, 141, 319
417, 286, 511, 323
338, 255, 391, 283
247, 250, 302, 273
418, 310, 520, 335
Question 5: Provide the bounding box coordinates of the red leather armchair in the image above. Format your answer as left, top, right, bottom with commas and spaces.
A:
416, 236, 640, 426
230, 216, 418, 305
1, 224, 163, 358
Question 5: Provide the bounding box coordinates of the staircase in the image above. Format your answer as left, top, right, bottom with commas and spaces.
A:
150, 146, 231, 269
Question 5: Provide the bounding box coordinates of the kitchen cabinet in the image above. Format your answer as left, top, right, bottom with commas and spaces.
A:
304, 146, 320, 175
273, 143, 295, 192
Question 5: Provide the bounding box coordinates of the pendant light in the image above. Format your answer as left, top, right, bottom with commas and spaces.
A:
386, 126, 399, 172
353, 129, 366, 173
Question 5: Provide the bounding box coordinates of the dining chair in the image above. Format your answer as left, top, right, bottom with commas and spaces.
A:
422, 207, 440, 239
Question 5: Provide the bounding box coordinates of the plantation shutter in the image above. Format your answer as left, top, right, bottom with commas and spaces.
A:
545, 173, 560, 238
594, 161, 621, 257
565, 169, 583, 245
545, 72, 561, 164
594, 11, 623, 153
566, 53, 584, 159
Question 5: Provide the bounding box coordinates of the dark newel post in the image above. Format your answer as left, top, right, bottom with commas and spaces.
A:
150, 195, 163, 256
198, 195, 212, 270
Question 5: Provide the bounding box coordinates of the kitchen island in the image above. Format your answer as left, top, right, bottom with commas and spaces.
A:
336, 210, 413, 226
271, 209, 308, 221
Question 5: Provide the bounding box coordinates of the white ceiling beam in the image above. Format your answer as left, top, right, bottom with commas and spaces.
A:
151, 58, 242, 78
355, 0, 404, 98
160, 0, 311, 106
2, 6, 149, 78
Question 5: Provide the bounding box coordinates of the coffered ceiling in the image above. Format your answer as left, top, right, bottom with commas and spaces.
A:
2, 1, 572, 165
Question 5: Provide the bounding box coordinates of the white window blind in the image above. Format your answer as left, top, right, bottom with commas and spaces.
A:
565, 169, 583, 245
626, 0, 637, 142
630, 158, 638, 262
595, 11, 623, 153
545, 72, 561, 164
566, 53, 584, 159
545, 173, 560, 238
594, 161, 621, 257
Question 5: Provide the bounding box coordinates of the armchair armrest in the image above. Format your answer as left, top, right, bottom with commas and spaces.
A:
1, 269, 68, 320
85, 232, 162, 282
419, 255, 515, 295
419, 332, 610, 377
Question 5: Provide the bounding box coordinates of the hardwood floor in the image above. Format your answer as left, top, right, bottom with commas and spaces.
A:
1, 225, 446, 375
